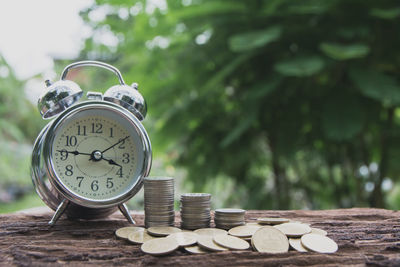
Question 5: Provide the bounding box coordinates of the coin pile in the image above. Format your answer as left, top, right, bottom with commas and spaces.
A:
144, 177, 175, 228
115, 217, 338, 256
214, 208, 246, 230
180, 193, 211, 230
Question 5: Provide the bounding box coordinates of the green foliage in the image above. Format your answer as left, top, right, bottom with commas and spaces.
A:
350, 68, 400, 106
78, 0, 400, 209
319, 43, 370, 60
274, 56, 325, 77
229, 27, 282, 52
0, 57, 45, 213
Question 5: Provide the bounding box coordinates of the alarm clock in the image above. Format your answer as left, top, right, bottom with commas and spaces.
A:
31, 61, 152, 226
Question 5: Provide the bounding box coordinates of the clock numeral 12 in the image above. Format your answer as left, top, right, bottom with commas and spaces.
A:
91, 123, 103, 134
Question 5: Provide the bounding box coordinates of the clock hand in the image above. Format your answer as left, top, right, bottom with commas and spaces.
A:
57, 150, 91, 156
101, 136, 129, 154
102, 157, 122, 168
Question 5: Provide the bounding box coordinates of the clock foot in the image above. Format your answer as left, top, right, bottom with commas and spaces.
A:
49, 199, 70, 226
118, 203, 135, 224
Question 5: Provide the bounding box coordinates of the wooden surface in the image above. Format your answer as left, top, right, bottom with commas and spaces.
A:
0, 207, 399, 266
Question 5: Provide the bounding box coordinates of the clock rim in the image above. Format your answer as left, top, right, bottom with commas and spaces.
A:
42, 100, 152, 208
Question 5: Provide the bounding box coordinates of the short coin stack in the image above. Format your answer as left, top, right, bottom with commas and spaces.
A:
144, 177, 175, 228
180, 193, 211, 230
214, 208, 246, 230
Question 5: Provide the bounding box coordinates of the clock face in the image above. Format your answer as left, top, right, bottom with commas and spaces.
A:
49, 106, 146, 202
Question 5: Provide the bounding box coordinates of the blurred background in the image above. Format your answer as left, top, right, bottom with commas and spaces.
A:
1, 0, 400, 213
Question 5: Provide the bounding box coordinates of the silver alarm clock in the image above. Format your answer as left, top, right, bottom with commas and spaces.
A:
31, 61, 152, 226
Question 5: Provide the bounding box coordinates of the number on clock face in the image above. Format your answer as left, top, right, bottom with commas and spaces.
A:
52, 114, 137, 200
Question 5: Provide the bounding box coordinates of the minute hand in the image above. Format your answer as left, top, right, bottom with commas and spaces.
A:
101, 136, 129, 154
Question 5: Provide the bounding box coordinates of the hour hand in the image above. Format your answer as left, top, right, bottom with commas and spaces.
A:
102, 157, 122, 168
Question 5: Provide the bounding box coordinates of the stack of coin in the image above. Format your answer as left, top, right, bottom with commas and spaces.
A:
144, 177, 175, 228
180, 193, 211, 230
214, 208, 246, 230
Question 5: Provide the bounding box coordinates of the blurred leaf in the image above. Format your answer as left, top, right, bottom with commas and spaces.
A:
322, 96, 365, 141
172, 2, 246, 19
220, 111, 257, 148
370, 8, 400, 19
245, 77, 282, 100
286, 0, 334, 14
0, 120, 24, 142
274, 56, 324, 77
319, 43, 370, 60
228, 26, 281, 52
349, 68, 400, 106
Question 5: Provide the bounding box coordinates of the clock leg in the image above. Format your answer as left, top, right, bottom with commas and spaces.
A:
118, 203, 135, 224
49, 199, 70, 226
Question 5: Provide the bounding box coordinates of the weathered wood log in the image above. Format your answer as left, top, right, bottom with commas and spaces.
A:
0, 207, 399, 266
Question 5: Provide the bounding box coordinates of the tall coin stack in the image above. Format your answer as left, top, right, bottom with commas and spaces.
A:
214, 208, 246, 230
144, 177, 175, 228
180, 193, 211, 230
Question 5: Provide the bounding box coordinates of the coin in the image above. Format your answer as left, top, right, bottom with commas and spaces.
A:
115, 226, 145, 240
127, 230, 157, 244
180, 193, 211, 230
214, 208, 246, 230
311, 227, 328, 236
257, 217, 290, 225
213, 234, 250, 250
184, 245, 208, 254
301, 233, 338, 253
141, 237, 179, 256
194, 228, 228, 236
274, 222, 311, 237
246, 222, 262, 227
144, 177, 175, 228
197, 235, 228, 252
289, 238, 308, 252
166, 232, 198, 247
215, 208, 245, 214
228, 225, 260, 238
147, 226, 182, 237
251, 226, 289, 253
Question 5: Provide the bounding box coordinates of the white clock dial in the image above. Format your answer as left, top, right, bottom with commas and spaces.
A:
50, 108, 144, 201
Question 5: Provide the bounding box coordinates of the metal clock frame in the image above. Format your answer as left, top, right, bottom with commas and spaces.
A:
32, 100, 152, 225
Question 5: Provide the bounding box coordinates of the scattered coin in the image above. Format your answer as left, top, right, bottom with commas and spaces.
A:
197, 235, 228, 252
184, 245, 208, 254
147, 226, 182, 237
228, 225, 260, 238
213, 234, 250, 250
167, 232, 198, 247
246, 222, 262, 227
115, 226, 145, 240
141, 237, 179, 256
274, 222, 311, 237
257, 217, 290, 225
194, 228, 228, 236
251, 226, 289, 253
311, 227, 328, 236
301, 233, 338, 254
128, 230, 157, 244
289, 238, 308, 252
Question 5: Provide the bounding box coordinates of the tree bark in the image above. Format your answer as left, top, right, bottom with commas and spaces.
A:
0, 207, 399, 266
371, 107, 394, 208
